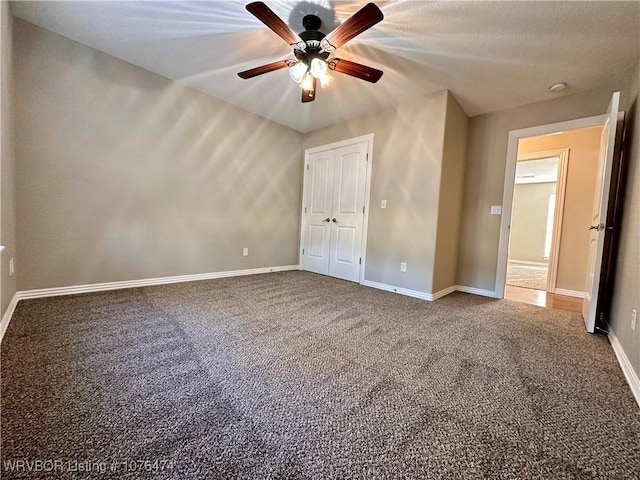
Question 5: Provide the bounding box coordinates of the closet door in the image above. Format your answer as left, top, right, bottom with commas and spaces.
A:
328, 142, 368, 282
300, 141, 368, 282
301, 149, 335, 275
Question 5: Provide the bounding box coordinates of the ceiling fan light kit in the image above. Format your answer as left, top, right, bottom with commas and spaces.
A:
238, 2, 384, 103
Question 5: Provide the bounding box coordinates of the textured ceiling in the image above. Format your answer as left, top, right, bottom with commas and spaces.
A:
10, 1, 640, 133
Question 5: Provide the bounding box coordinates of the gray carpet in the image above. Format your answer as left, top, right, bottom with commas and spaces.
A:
1, 271, 639, 479
506, 262, 549, 291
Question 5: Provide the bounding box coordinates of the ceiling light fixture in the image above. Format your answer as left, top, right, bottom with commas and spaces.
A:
291, 57, 333, 91
299, 72, 315, 91
238, 2, 384, 103
548, 82, 568, 92
310, 58, 328, 78
289, 61, 308, 83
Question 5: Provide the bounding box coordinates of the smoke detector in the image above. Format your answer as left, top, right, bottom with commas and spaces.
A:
548, 82, 568, 92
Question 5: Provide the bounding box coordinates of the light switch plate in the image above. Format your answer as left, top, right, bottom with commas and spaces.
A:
490, 205, 502, 215
381, 200, 387, 209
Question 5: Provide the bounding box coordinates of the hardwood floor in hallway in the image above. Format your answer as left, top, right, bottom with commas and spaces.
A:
504, 285, 583, 313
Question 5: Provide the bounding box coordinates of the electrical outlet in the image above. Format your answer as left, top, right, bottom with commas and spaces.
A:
381, 199, 387, 209
9, 258, 14, 276
490, 205, 502, 215
632, 309, 637, 331
243, 248, 249, 257
400, 262, 407, 272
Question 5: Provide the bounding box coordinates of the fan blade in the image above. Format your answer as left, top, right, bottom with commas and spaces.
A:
322, 3, 383, 50
301, 76, 317, 103
246, 2, 301, 46
329, 59, 383, 83
238, 60, 290, 79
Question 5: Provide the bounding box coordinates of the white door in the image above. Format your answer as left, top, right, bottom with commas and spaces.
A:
301, 149, 335, 275
301, 141, 368, 282
582, 91, 620, 333
328, 142, 368, 282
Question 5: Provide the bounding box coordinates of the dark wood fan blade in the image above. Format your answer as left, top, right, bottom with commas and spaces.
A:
323, 3, 383, 50
246, 2, 300, 45
329, 58, 383, 83
238, 60, 289, 79
301, 76, 317, 103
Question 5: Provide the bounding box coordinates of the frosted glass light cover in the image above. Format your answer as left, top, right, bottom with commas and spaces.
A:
289, 62, 308, 83
300, 73, 314, 91
310, 58, 328, 79
319, 72, 334, 88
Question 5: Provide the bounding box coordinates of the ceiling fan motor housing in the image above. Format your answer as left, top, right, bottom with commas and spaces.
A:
295, 15, 329, 63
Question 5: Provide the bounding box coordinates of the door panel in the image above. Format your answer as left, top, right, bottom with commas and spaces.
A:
336, 151, 361, 214
334, 226, 356, 263
308, 225, 328, 259
301, 150, 335, 275
328, 142, 368, 282
582, 92, 620, 333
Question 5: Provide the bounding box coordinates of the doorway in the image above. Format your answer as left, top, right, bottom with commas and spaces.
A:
497, 93, 623, 332
299, 134, 373, 283
498, 113, 622, 321
506, 151, 567, 293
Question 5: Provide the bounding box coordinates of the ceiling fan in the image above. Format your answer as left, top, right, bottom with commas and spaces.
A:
238, 2, 384, 103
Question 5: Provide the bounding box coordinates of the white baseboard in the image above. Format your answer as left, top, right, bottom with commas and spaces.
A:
553, 288, 585, 298
360, 281, 482, 302
431, 285, 457, 300
608, 329, 640, 408
16, 265, 300, 300
454, 285, 498, 298
361, 280, 432, 301
0, 293, 19, 344
508, 259, 548, 267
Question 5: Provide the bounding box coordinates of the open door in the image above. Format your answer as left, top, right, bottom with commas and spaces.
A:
582, 92, 620, 333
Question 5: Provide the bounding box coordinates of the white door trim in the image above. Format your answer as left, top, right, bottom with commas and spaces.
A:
300, 134, 374, 284
514, 148, 569, 293
496, 114, 606, 299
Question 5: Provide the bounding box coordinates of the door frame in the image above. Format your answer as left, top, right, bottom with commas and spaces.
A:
510, 148, 569, 293
496, 114, 607, 299
299, 133, 374, 284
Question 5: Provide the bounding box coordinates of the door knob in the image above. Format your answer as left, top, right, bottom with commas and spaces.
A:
332, 218, 338, 223
322, 218, 330, 223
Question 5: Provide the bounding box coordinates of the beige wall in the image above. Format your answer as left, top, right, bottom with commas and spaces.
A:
518, 126, 603, 290
610, 62, 640, 381
304, 90, 467, 295
1, 2, 17, 317
14, 20, 303, 290
457, 79, 632, 292
433, 94, 468, 292
508, 182, 556, 264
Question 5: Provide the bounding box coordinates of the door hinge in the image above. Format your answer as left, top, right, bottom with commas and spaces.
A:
363, 206, 365, 214
359, 258, 362, 265
366, 153, 369, 161
306, 164, 309, 171
304, 207, 307, 214
302, 248, 305, 255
